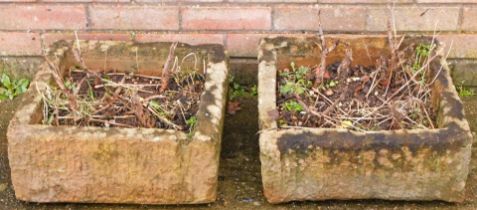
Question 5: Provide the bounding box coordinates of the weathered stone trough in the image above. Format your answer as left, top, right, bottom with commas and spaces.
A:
7, 41, 229, 204
258, 36, 473, 203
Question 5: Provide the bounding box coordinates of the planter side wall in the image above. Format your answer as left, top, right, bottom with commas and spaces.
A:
258, 36, 473, 203
7, 41, 228, 204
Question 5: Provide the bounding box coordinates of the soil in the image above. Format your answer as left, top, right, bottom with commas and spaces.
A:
277, 44, 438, 131
44, 68, 204, 131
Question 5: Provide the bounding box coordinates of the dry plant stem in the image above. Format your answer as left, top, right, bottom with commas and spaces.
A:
384, 22, 397, 97
131, 95, 155, 128
43, 56, 79, 113
315, 10, 338, 85
317, 24, 327, 85
279, 27, 440, 130
89, 119, 134, 128
420, 95, 435, 129
97, 79, 154, 94
144, 95, 166, 101
106, 72, 162, 80
352, 52, 439, 127
73, 31, 87, 69
147, 106, 183, 130
337, 46, 353, 80
366, 68, 380, 98
314, 89, 348, 116
43, 47, 203, 130
294, 94, 343, 128
387, 53, 440, 101
160, 42, 178, 92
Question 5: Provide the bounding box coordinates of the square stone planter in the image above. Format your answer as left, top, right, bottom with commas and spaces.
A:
7, 41, 229, 204
258, 36, 473, 203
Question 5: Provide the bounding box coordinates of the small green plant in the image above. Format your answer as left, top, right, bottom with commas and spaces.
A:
86, 81, 95, 101
186, 116, 197, 129
0, 72, 30, 101
230, 81, 247, 100
413, 43, 432, 71
283, 100, 304, 113
64, 79, 76, 91
457, 81, 475, 97
340, 120, 353, 129
280, 81, 306, 95
228, 76, 258, 100
250, 85, 258, 96
279, 63, 312, 96
186, 116, 197, 137
148, 100, 168, 117
326, 80, 338, 88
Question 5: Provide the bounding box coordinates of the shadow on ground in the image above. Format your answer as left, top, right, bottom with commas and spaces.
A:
1, 60, 477, 209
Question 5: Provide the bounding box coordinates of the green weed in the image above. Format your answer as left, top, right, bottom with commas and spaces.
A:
279, 63, 312, 96
283, 100, 304, 113
228, 75, 257, 100
148, 100, 168, 117
186, 116, 197, 129
412, 43, 432, 71
250, 85, 258, 96
0, 72, 30, 101
457, 81, 475, 97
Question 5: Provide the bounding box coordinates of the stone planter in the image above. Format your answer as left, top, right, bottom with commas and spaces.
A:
7, 41, 229, 204
258, 36, 473, 203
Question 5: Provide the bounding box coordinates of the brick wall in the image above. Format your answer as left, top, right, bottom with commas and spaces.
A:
0, 1, 476, 59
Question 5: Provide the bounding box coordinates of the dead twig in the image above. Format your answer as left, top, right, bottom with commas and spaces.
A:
160, 42, 178, 92
315, 10, 339, 85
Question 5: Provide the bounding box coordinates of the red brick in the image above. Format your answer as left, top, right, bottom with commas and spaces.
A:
181, 7, 271, 30
0, 0, 35, 2
0, 5, 87, 30
438, 34, 477, 59
89, 5, 179, 30
0, 32, 42, 56
417, 0, 477, 2
273, 6, 367, 31
135, 33, 224, 45
462, 7, 477, 32
42, 32, 132, 50
42, 0, 128, 2
367, 7, 460, 32
138, 0, 221, 2
230, 0, 314, 2
320, 0, 412, 3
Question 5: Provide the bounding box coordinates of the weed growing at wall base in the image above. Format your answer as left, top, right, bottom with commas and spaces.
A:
0, 72, 29, 101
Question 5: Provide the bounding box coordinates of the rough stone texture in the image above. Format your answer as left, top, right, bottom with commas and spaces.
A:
258, 36, 473, 203
0, 32, 42, 56
7, 41, 229, 204
0, 57, 43, 79
136, 33, 225, 45
438, 34, 477, 59
450, 59, 477, 87
41, 33, 132, 51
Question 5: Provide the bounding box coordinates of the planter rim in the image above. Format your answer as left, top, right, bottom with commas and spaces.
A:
6, 40, 229, 204
257, 35, 473, 203
258, 35, 472, 149
9, 40, 229, 143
